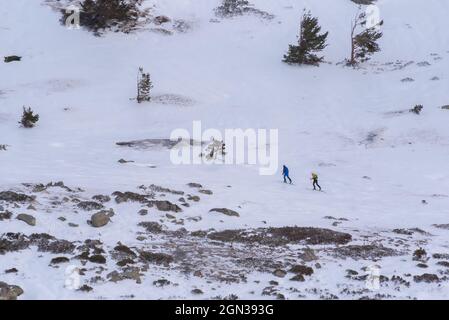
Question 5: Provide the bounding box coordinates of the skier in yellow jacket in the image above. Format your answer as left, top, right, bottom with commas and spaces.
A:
311, 173, 322, 191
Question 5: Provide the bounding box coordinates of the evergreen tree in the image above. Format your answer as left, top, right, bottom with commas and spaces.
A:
283, 10, 329, 66
349, 9, 383, 66
20, 107, 39, 128
137, 67, 153, 103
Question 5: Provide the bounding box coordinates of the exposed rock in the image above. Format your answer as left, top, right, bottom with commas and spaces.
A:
166, 213, 176, 220
298, 248, 318, 262
0, 211, 12, 221
112, 244, 137, 260
416, 263, 428, 268
92, 195, 111, 203
191, 288, 204, 295
417, 61, 431, 67
433, 253, 449, 260
187, 183, 203, 188
138, 221, 164, 233
138, 209, 148, 216
16, 214, 36, 226
346, 269, 359, 277
90, 212, 110, 228
50, 256, 70, 265
413, 248, 427, 262
149, 200, 182, 213
187, 195, 200, 202
89, 254, 106, 264
289, 265, 314, 276
199, 189, 213, 195
441, 105, 449, 110
413, 273, 439, 283
0, 191, 34, 203
77, 201, 104, 211
78, 285, 93, 292
273, 269, 287, 278
290, 274, 305, 282
118, 158, 134, 164
5, 268, 18, 274
401, 77, 414, 83
112, 191, 150, 204
393, 228, 430, 236
117, 259, 135, 267
0, 282, 24, 300
107, 267, 142, 284
148, 184, 184, 195
433, 224, 449, 230
333, 245, 398, 260
209, 208, 240, 217
350, 0, 376, 5
4, 55, 22, 63
436, 261, 449, 268
139, 251, 174, 265
153, 279, 171, 287
154, 15, 171, 25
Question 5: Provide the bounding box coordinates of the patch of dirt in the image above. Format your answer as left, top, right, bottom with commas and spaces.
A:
0, 233, 75, 255
202, 226, 352, 246
332, 245, 400, 260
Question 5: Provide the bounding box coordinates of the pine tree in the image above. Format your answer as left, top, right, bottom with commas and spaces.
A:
349, 8, 383, 66
20, 107, 39, 128
137, 67, 153, 103
283, 10, 329, 66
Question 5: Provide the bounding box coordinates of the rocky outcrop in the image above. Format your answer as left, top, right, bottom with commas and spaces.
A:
209, 208, 240, 217
90, 212, 110, 228
0, 191, 34, 203
0, 282, 24, 300
77, 201, 104, 211
149, 200, 182, 213
112, 191, 151, 204
0, 233, 75, 255
203, 226, 352, 246
16, 214, 36, 226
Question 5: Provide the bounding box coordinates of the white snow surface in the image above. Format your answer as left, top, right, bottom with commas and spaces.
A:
0, 0, 449, 300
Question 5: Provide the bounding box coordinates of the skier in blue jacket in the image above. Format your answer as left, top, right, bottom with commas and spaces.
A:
282, 165, 292, 184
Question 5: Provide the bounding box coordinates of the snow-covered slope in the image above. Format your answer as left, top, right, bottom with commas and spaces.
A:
1, 0, 449, 300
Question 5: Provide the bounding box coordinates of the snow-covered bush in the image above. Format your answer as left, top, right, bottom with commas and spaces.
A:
214, 0, 273, 19
410, 105, 423, 115
215, 0, 251, 17
61, 0, 147, 35
20, 107, 39, 128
